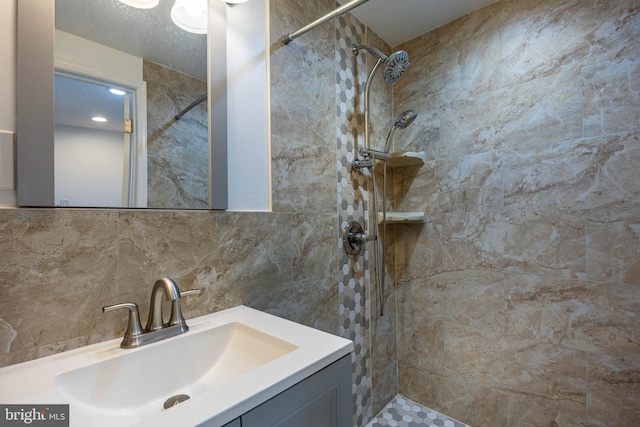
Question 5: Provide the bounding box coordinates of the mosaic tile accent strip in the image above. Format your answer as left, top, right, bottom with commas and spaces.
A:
367, 395, 471, 427
335, 9, 372, 427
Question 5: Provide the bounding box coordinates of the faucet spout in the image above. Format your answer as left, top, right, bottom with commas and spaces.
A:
146, 278, 181, 331
103, 278, 203, 349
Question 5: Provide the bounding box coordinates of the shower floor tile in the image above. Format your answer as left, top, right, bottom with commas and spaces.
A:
367, 395, 470, 427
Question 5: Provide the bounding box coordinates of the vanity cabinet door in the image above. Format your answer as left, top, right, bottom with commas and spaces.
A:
241, 355, 352, 427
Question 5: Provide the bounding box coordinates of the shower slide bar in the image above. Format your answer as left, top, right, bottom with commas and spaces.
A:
281, 0, 370, 45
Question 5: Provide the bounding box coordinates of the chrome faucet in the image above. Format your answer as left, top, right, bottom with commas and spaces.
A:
103, 278, 203, 349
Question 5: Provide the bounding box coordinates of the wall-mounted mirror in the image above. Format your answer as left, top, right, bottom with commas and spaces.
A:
17, 0, 228, 209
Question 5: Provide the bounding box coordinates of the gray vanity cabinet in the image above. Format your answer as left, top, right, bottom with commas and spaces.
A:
219, 355, 352, 427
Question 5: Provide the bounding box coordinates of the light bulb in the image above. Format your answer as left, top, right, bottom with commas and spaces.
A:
171, 0, 208, 34
118, 0, 159, 9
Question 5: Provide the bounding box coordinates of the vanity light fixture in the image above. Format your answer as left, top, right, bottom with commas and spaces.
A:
117, 0, 160, 9
171, 0, 208, 34
91, 116, 108, 123
118, 0, 247, 34
109, 88, 127, 96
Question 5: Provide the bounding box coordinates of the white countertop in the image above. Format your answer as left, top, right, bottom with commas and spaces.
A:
0, 306, 354, 426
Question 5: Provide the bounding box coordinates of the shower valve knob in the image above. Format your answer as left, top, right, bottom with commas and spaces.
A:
342, 221, 374, 256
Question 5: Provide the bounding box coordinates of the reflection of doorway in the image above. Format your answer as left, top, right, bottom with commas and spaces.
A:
54, 71, 147, 207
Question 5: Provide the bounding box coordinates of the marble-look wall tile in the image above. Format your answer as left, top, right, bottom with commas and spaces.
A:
117, 211, 293, 318
437, 93, 498, 156
249, 278, 338, 335
491, 70, 584, 152
145, 60, 208, 209
445, 324, 587, 419
587, 352, 640, 427
583, 58, 640, 137
505, 132, 640, 213
0, 208, 346, 368
499, 0, 640, 87
291, 213, 339, 285
395, 218, 445, 281
586, 214, 640, 285
396, 277, 445, 376
270, 0, 337, 214
505, 274, 640, 358
441, 211, 585, 278
0, 210, 118, 366
393, 0, 640, 425
395, 151, 503, 214
271, 133, 338, 213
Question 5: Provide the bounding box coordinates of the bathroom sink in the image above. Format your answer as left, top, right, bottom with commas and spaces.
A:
54, 322, 297, 426
0, 306, 353, 427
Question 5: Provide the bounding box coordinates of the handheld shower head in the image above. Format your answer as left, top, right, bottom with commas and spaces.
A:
384, 110, 418, 153
352, 45, 411, 84
394, 110, 418, 129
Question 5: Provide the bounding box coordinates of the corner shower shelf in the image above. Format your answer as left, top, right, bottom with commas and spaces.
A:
378, 212, 426, 224
385, 151, 426, 168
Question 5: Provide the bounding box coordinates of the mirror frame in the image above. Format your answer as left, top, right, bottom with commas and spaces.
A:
16, 0, 228, 210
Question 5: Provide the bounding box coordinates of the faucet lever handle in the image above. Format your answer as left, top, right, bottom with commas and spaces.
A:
168, 288, 203, 328
180, 288, 203, 297
103, 303, 144, 348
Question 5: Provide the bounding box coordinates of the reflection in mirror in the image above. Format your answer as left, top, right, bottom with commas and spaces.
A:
54, 72, 140, 207
54, 0, 208, 209
16, 0, 271, 211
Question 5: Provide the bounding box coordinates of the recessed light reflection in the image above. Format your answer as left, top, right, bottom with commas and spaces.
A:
109, 88, 126, 96
92, 116, 108, 123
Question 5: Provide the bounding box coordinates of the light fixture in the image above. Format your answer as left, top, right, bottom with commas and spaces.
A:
117, 0, 159, 9
171, 0, 208, 34
223, 0, 248, 3
92, 117, 108, 123
109, 88, 127, 96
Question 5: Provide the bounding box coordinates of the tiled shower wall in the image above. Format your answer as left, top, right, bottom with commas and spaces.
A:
392, 0, 640, 426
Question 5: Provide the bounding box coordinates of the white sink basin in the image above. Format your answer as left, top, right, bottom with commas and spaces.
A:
0, 306, 353, 427
54, 322, 297, 426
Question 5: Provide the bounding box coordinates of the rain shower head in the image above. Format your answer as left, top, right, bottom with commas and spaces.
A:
352, 45, 410, 84
383, 50, 410, 83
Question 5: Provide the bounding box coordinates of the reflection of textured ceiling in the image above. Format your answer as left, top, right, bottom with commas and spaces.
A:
55, 0, 207, 81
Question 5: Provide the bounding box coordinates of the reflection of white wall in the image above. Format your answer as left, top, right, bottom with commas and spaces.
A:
55, 125, 124, 207
55, 30, 143, 82
227, 0, 270, 211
